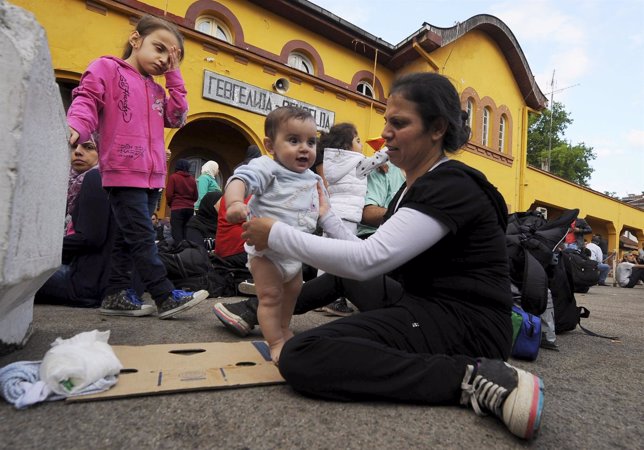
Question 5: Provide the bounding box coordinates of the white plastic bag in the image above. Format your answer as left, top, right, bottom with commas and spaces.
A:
40, 330, 123, 396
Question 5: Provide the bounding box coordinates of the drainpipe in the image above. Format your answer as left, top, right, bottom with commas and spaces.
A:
412, 39, 439, 71
520, 106, 541, 211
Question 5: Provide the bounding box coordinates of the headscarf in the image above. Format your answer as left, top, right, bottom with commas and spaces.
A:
186, 191, 222, 237
65, 165, 99, 235
201, 160, 219, 179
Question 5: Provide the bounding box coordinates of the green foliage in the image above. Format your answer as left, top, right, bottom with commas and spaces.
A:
527, 101, 596, 186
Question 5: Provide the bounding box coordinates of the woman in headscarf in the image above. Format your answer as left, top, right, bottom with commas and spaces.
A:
194, 160, 221, 211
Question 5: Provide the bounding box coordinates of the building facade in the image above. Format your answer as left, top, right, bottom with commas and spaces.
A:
13, 0, 644, 256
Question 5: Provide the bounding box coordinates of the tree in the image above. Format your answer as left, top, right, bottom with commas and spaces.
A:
527, 101, 596, 186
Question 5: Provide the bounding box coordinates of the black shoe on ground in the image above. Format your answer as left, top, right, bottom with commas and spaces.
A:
322, 297, 354, 317
99, 289, 155, 317
460, 358, 544, 440
540, 336, 560, 352
157, 289, 209, 319
598, 282, 609, 286
213, 297, 259, 337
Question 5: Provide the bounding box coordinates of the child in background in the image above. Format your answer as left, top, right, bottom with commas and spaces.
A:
67, 15, 208, 319
320, 123, 389, 235
224, 107, 323, 363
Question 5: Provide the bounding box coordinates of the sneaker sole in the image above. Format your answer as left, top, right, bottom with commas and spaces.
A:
321, 306, 354, 317
158, 290, 209, 320
504, 368, 544, 440
212, 303, 252, 337
238, 281, 257, 295
99, 305, 155, 317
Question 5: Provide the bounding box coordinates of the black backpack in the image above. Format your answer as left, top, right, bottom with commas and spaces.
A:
158, 240, 219, 294
561, 248, 600, 293
505, 208, 578, 315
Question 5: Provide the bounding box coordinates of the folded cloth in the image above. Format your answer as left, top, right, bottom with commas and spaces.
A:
0, 360, 118, 409
40, 330, 122, 396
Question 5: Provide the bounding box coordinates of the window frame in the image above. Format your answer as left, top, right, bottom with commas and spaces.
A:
287, 51, 314, 75
498, 115, 506, 153
357, 80, 375, 98
195, 16, 232, 43
482, 107, 490, 146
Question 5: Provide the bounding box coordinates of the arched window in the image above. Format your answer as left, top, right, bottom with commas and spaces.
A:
357, 80, 374, 98
195, 16, 232, 43
482, 107, 491, 146
498, 115, 507, 152
466, 98, 474, 138
287, 52, 314, 74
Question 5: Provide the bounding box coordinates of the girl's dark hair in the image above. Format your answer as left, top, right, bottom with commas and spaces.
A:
122, 15, 185, 61
389, 72, 470, 153
318, 122, 357, 151
265, 106, 315, 140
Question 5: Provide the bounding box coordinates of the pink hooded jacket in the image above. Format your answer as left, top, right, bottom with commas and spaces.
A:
67, 56, 188, 189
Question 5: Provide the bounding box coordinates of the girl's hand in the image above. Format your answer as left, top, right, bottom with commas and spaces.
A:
69, 127, 80, 146
317, 182, 330, 218
242, 217, 276, 251
226, 201, 249, 224
167, 46, 181, 72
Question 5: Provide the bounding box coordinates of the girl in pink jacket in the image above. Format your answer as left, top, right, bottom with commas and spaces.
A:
67, 15, 208, 319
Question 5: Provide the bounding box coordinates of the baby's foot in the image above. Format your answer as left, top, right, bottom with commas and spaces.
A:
270, 340, 285, 365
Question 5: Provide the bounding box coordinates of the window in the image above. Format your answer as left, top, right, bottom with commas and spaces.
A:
287, 52, 314, 74
357, 80, 374, 98
482, 107, 490, 146
498, 115, 506, 152
195, 16, 232, 43
466, 98, 474, 138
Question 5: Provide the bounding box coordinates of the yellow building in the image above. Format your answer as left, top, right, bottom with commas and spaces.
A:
13, 0, 644, 256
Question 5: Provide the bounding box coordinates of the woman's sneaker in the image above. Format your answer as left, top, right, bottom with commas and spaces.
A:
322, 298, 354, 317
99, 289, 155, 317
157, 289, 209, 319
460, 358, 544, 440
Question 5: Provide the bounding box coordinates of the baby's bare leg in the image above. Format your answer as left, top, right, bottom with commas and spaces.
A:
249, 256, 286, 362
279, 271, 303, 343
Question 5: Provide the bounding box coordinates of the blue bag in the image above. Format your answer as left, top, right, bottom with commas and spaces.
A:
511, 305, 541, 361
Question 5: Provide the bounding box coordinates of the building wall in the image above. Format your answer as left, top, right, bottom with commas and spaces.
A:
13, 0, 644, 245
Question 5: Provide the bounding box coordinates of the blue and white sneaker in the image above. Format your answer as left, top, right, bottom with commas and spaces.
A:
99, 289, 155, 317
157, 289, 209, 319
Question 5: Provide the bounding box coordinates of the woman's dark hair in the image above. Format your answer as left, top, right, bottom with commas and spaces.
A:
318, 123, 358, 151
389, 72, 470, 153
175, 159, 190, 172
122, 15, 185, 61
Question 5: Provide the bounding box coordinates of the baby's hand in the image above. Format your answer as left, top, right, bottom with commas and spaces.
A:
167, 46, 181, 72
226, 201, 249, 223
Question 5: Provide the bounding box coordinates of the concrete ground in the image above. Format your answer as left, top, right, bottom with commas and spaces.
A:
0, 284, 642, 449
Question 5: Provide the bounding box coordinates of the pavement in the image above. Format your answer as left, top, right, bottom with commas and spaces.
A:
1, 283, 642, 450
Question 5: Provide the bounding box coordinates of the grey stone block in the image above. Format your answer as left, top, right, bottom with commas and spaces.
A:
0, 1, 69, 353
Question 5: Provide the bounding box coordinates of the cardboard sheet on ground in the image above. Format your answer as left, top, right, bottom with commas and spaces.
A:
69, 341, 284, 401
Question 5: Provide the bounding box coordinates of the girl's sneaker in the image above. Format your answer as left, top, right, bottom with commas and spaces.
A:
156, 289, 209, 319
99, 289, 155, 317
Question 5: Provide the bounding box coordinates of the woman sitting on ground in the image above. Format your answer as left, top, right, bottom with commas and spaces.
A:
238, 72, 544, 440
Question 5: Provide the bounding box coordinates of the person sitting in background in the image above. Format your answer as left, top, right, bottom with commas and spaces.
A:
186, 191, 222, 250
194, 160, 221, 211
564, 218, 592, 250
615, 251, 644, 288
357, 161, 406, 239
585, 238, 610, 286
151, 213, 165, 242
166, 158, 197, 242
35, 140, 114, 307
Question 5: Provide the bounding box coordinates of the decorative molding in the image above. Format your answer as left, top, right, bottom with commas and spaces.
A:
465, 142, 514, 166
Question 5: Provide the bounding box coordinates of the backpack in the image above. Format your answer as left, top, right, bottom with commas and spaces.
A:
561, 248, 600, 293
209, 254, 253, 297
505, 208, 578, 315
158, 240, 219, 294
550, 249, 618, 339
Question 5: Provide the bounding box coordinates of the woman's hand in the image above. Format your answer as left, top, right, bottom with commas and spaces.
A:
226, 201, 249, 224
242, 217, 276, 251
317, 182, 331, 218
